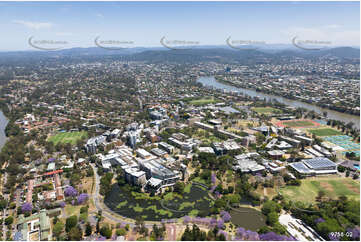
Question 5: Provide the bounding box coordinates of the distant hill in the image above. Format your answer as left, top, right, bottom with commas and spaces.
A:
0, 46, 358, 65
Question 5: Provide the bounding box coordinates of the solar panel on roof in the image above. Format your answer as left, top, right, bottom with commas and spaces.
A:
303, 157, 336, 169
290, 162, 312, 173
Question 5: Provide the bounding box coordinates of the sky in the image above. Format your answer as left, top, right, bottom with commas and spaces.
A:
0, 1, 359, 51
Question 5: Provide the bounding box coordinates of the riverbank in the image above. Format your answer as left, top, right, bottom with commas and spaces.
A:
197, 76, 360, 129
0, 110, 9, 151
218, 78, 359, 117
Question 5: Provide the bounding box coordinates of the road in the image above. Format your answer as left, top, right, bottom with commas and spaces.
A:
90, 163, 133, 225
90, 164, 158, 229
279, 213, 324, 241
90, 163, 185, 240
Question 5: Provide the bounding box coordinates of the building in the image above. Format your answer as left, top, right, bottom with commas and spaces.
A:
149, 110, 165, 120
16, 209, 61, 241
46, 163, 55, 172
208, 119, 222, 125
101, 160, 112, 171
136, 148, 153, 159
85, 135, 106, 154
151, 148, 168, 157
294, 135, 313, 146
212, 140, 241, 155
128, 131, 138, 148
110, 129, 121, 139
140, 159, 181, 190
158, 142, 175, 154
198, 147, 215, 154
124, 167, 147, 186
289, 157, 337, 176
279, 136, 301, 148
54, 174, 64, 200
145, 177, 164, 193
233, 158, 265, 173
267, 150, 285, 159
338, 160, 360, 172
276, 141, 293, 150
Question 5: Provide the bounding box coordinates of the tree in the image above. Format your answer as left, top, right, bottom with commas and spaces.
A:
4, 216, 13, 225
53, 221, 64, 238
337, 166, 346, 172
100, 224, 112, 239
174, 182, 185, 194
261, 200, 281, 215
116, 228, 127, 236
267, 212, 278, 226
68, 226, 82, 241
65, 215, 78, 232
0, 199, 7, 210
85, 223, 92, 236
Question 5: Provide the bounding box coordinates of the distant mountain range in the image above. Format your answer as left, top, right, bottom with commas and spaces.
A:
0, 45, 359, 65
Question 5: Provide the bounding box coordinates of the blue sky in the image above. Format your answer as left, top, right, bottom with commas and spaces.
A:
0, 1, 359, 50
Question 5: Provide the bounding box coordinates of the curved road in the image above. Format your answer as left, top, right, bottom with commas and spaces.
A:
90, 164, 167, 229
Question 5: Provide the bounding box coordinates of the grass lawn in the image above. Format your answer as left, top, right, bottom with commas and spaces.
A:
280, 177, 360, 204
282, 120, 317, 128
192, 177, 208, 186
308, 128, 342, 137
252, 107, 282, 114
65, 204, 82, 217
188, 96, 220, 106
184, 184, 192, 194
48, 131, 87, 145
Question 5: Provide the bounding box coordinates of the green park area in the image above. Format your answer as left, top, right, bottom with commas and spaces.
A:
48, 131, 88, 145
282, 120, 317, 128
308, 128, 342, 137
251, 107, 282, 114
280, 177, 360, 204
185, 96, 220, 106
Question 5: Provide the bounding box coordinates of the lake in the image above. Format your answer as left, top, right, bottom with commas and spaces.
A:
197, 76, 360, 129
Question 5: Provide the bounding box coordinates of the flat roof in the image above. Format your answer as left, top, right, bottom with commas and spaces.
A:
289, 162, 312, 174
302, 157, 336, 169
148, 177, 163, 187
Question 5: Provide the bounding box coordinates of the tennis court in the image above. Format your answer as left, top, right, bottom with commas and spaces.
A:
323, 135, 360, 157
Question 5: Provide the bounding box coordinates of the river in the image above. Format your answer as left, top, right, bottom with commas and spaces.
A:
197, 76, 360, 129
0, 110, 8, 151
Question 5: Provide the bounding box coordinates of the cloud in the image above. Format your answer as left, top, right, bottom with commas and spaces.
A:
280, 26, 360, 46
13, 20, 53, 30
95, 13, 104, 18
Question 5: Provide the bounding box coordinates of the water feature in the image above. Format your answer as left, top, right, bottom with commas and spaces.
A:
230, 208, 266, 231
197, 76, 360, 129
0, 110, 8, 151
104, 183, 212, 221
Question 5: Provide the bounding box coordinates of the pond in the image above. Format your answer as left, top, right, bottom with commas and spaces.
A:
104, 183, 213, 221
230, 207, 266, 231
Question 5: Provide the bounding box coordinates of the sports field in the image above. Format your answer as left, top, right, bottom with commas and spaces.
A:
308, 128, 342, 137
48, 131, 88, 145
280, 177, 360, 204
188, 96, 220, 106
251, 107, 282, 114
276, 119, 320, 128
